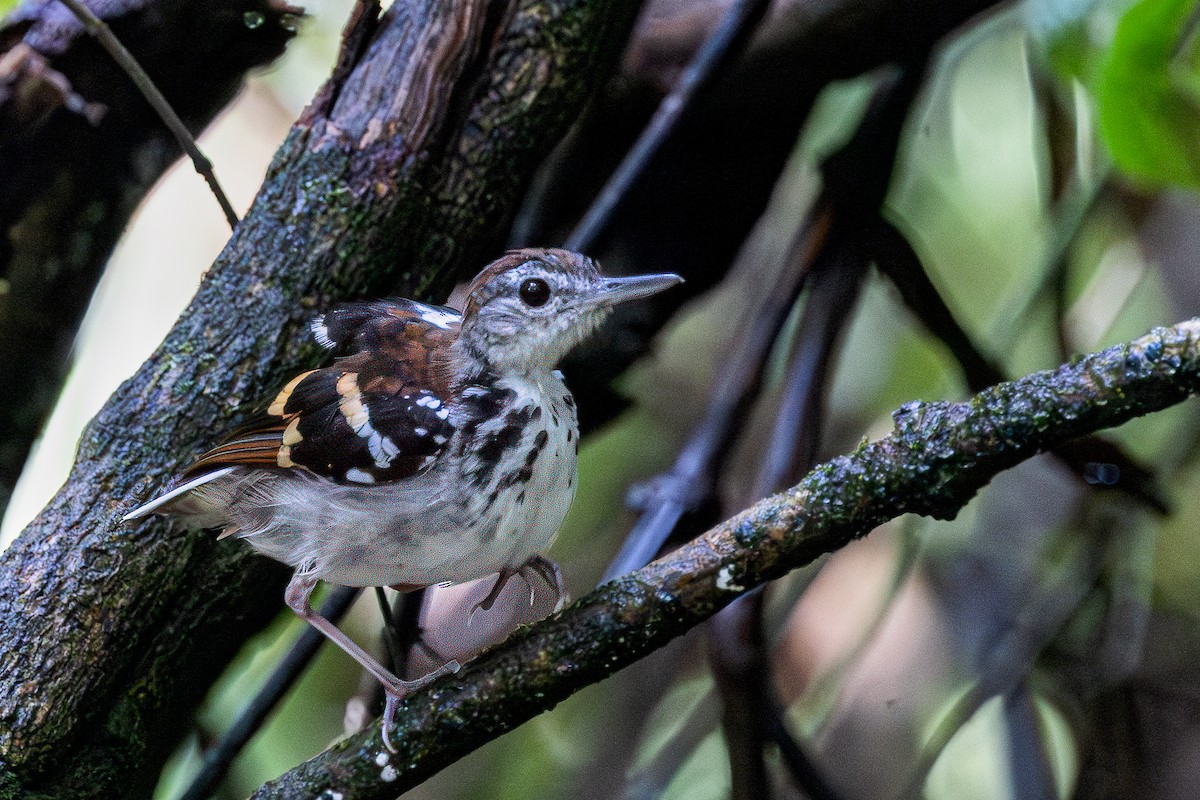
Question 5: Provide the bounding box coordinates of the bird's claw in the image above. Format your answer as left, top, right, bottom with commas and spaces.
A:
379, 659, 461, 753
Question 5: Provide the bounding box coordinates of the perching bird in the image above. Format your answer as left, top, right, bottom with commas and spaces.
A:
123, 248, 682, 750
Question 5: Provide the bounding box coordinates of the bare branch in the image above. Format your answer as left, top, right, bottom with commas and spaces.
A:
256, 318, 1200, 799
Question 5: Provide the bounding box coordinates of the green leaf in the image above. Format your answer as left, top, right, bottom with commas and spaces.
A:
1023, 0, 1107, 79
1096, 0, 1200, 189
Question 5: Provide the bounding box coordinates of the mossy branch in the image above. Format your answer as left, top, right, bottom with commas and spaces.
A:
257, 319, 1200, 799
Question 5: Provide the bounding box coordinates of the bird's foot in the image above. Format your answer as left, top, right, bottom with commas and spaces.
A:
379, 659, 460, 753
470, 556, 568, 619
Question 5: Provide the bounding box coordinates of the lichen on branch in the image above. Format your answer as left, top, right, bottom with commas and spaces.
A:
256, 319, 1200, 800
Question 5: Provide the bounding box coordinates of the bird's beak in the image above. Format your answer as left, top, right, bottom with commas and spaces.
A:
590, 273, 684, 307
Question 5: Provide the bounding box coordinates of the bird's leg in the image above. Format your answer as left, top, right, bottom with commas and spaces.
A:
285, 572, 460, 752
472, 555, 568, 615
473, 567, 517, 613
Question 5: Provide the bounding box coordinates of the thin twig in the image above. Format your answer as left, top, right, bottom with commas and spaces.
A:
768, 695, 843, 800
710, 590, 772, 800
178, 586, 360, 800
563, 0, 771, 252
53, 0, 240, 228
753, 239, 867, 500
1004, 681, 1059, 800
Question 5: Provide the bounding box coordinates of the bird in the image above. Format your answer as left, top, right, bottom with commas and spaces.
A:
123, 247, 682, 751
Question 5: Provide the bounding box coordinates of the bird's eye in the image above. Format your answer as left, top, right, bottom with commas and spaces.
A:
519, 278, 551, 307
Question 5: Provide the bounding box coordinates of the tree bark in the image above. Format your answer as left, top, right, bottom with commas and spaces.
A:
0, 0, 299, 513
0, 0, 640, 795
256, 317, 1200, 799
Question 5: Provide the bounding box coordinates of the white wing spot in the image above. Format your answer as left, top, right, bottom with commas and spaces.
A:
345, 467, 376, 484
367, 432, 400, 468
433, 434, 448, 445
414, 427, 428, 436
435, 408, 450, 420
419, 307, 459, 329
311, 319, 334, 348
380, 765, 398, 782
374, 752, 389, 766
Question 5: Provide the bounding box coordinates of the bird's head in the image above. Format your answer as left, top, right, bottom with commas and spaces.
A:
458, 248, 681, 373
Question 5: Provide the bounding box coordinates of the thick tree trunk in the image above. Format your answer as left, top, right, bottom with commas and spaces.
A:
0, 0, 640, 795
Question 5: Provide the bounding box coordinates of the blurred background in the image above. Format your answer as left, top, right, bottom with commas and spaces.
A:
4, 0, 1200, 798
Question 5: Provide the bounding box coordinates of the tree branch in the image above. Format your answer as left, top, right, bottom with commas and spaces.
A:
256, 318, 1200, 799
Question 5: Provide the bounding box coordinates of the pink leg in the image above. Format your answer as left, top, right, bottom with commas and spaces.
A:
285, 572, 459, 752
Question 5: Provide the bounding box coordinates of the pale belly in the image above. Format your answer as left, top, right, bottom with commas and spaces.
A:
272, 372, 581, 588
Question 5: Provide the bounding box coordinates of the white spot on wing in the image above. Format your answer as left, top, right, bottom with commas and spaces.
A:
374, 752, 389, 766
345, 467, 376, 484
367, 431, 399, 467
419, 306, 459, 329
380, 765, 398, 782
311, 318, 335, 348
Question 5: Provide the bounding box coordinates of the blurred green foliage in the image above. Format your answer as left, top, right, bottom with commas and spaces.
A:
1096, 0, 1200, 189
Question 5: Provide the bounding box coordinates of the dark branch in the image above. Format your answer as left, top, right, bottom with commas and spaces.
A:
563, 0, 771, 252
255, 318, 1200, 799
601, 212, 825, 582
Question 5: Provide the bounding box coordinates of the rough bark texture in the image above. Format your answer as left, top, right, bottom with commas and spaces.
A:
0, 0, 641, 795
0, 0, 299, 513
256, 318, 1200, 800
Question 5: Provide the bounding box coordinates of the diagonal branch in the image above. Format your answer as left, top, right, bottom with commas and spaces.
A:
256, 318, 1200, 799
